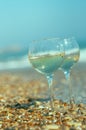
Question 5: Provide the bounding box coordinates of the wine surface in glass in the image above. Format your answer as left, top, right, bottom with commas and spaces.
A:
62, 51, 80, 71
29, 53, 64, 74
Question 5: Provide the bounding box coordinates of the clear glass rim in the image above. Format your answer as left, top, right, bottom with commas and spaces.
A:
64, 36, 76, 41
31, 36, 76, 43
31, 37, 63, 43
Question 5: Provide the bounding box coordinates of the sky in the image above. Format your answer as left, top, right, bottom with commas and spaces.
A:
0, 0, 86, 48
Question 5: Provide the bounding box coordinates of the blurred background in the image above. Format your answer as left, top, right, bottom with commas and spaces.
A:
0, 0, 86, 70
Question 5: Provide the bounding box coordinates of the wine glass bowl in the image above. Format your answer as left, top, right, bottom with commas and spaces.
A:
62, 37, 80, 76
28, 38, 65, 110
29, 38, 65, 75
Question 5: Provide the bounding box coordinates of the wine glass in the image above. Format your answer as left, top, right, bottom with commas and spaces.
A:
61, 37, 80, 103
28, 38, 65, 110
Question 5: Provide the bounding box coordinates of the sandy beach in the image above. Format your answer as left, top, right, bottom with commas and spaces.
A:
0, 62, 86, 129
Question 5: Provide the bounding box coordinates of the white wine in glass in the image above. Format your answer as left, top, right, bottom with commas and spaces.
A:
28, 38, 65, 110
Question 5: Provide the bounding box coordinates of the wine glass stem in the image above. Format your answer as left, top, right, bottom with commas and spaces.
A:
46, 74, 54, 111
64, 70, 73, 103
64, 70, 70, 80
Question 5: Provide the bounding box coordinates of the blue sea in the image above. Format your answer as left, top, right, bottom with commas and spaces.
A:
0, 41, 86, 70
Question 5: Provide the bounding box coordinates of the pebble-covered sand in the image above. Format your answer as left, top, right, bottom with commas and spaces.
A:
0, 63, 86, 130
